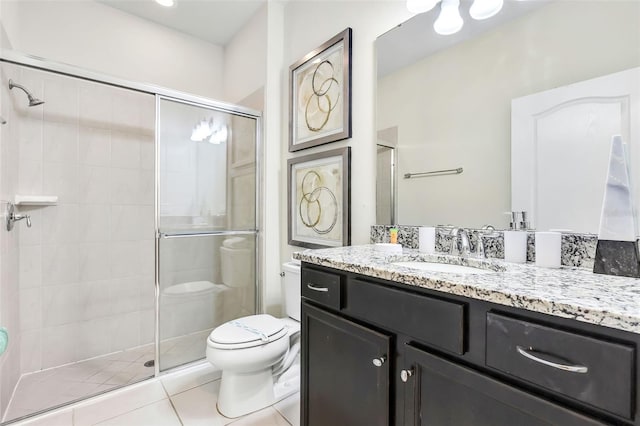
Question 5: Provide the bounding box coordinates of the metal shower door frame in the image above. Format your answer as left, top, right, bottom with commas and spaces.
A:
153, 94, 262, 376
0, 49, 263, 380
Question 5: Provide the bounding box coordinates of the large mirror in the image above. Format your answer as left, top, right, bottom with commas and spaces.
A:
376, 0, 640, 231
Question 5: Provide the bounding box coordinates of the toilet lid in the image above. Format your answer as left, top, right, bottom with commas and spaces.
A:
208, 314, 286, 349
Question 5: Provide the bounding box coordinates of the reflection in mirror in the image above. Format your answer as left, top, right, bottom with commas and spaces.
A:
512, 67, 639, 234
377, 127, 397, 224
377, 0, 640, 231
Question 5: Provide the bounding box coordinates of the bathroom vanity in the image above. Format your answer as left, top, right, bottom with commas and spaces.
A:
295, 246, 640, 426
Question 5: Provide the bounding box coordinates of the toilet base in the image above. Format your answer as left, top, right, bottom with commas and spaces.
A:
274, 357, 300, 401
216, 357, 300, 419
217, 369, 276, 418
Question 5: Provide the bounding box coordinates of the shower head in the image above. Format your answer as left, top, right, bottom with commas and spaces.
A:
8, 79, 44, 107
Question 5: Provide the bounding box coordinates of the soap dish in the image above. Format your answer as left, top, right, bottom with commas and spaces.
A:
374, 243, 403, 253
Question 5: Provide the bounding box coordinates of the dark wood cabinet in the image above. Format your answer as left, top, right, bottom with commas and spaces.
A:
301, 263, 639, 426
301, 301, 392, 426
402, 344, 602, 426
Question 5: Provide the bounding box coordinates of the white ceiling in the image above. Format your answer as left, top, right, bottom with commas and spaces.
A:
97, 0, 266, 46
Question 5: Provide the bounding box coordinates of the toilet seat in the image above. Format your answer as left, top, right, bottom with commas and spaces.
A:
208, 314, 287, 350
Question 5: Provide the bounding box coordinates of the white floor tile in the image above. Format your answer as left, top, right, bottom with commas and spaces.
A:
73, 380, 167, 426
274, 393, 300, 426
170, 380, 229, 426
11, 408, 73, 426
161, 362, 220, 396
94, 399, 181, 426
228, 407, 291, 426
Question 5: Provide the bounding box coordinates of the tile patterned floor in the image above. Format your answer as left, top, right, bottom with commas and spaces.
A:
8, 363, 299, 426
5, 345, 155, 422
4, 331, 213, 423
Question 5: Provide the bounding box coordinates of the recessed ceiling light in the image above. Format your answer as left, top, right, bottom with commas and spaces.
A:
155, 0, 175, 7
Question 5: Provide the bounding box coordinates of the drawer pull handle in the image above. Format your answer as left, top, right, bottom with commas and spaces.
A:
516, 346, 588, 374
307, 284, 329, 292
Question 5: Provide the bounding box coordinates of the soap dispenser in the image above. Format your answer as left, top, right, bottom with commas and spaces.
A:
504, 212, 528, 263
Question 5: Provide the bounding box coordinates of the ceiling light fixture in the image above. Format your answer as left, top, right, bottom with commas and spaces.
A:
155, 0, 175, 8
433, 0, 463, 35
406, 0, 504, 36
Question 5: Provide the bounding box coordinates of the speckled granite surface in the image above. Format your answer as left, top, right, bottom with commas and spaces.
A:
293, 244, 640, 335
371, 225, 597, 269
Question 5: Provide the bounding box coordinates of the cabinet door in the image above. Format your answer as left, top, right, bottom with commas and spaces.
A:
302, 301, 392, 426
402, 344, 604, 426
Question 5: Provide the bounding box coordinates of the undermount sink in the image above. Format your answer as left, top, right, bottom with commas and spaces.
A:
391, 261, 495, 275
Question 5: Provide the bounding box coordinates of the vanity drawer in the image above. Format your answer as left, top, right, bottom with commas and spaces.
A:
301, 268, 343, 310
486, 312, 635, 419
346, 278, 465, 354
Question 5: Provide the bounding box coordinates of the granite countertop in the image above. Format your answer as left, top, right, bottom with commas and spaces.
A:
293, 244, 640, 335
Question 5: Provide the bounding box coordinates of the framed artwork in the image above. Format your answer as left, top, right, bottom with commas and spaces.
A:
289, 28, 352, 152
288, 147, 351, 248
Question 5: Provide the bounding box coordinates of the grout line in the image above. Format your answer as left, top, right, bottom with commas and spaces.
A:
166, 396, 184, 426
159, 379, 170, 398
273, 402, 296, 426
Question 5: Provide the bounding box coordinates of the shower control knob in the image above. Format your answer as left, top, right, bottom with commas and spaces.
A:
400, 368, 414, 382
372, 356, 386, 367
5, 203, 32, 231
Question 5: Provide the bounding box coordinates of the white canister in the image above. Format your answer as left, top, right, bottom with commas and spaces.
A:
535, 231, 562, 268
504, 230, 528, 263
419, 227, 436, 253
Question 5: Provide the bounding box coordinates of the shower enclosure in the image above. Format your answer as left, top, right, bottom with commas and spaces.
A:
0, 52, 260, 424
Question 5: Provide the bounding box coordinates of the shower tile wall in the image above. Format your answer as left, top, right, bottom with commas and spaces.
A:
0, 62, 22, 418
11, 66, 156, 375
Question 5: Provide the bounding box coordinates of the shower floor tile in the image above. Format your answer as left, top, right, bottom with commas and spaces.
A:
4, 343, 156, 423
4, 330, 217, 423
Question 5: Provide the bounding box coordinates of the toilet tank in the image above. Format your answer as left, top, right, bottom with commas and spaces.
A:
282, 260, 301, 321
221, 237, 254, 288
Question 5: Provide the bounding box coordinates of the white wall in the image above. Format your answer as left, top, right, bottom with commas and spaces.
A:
378, 1, 640, 228
279, 1, 411, 263
261, 1, 285, 315
0, 0, 224, 99
223, 4, 267, 104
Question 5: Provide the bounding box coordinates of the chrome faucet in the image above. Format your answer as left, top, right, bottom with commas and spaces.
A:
450, 228, 471, 257
475, 225, 497, 258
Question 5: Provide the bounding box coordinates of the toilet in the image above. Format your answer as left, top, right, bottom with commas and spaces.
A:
206, 260, 301, 418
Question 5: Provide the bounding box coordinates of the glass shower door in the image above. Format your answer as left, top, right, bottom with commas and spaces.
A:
156, 97, 258, 371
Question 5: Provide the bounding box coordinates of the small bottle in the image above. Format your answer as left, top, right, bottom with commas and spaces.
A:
389, 227, 398, 244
